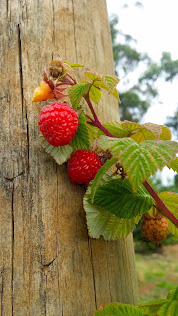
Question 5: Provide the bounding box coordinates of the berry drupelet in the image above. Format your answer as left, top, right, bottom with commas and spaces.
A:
68, 149, 102, 184
38, 102, 79, 146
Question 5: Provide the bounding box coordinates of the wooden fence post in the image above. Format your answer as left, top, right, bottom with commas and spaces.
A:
0, 1, 139, 315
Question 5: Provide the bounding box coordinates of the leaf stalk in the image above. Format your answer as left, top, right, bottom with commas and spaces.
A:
143, 180, 178, 228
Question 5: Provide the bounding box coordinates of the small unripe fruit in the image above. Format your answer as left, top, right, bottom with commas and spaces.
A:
141, 215, 169, 243
32, 81, 54, 102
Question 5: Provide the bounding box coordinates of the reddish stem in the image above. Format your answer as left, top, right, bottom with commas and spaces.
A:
84, 94, 117, 138
84, 94, 178, 228
143, 180, 178, 228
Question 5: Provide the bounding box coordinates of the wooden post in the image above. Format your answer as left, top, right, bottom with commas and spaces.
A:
0, 1, 139, 315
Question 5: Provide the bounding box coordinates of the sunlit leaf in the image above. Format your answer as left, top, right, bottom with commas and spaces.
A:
84, 71, 101, 81
159, 125, 172, 140
89, 85, 102, 103
95, 302, 146, 316
139, 299, 169, 315
94, 79, 120, 100
167, 157, 178, 173
68, 63, 84, 68
167, 286, 178, 300
103, 121, 127, 138
101, 121, 169, 143
99, 136, 178, 192
104, 75, 120, 92
84, 71, 120, 100
157, 300, 178, 316
40, 135, 73, 165
68, 82, 91, 108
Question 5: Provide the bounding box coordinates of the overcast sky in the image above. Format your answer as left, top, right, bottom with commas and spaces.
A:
106, 0, 178, 184
106, 0, 178, 125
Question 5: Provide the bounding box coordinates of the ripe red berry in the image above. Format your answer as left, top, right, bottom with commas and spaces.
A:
141, 215, 169, 243
38, 102, 79, 146
68, 149, 102, 184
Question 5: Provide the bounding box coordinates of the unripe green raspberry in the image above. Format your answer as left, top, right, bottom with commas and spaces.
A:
141, 215, 169, 243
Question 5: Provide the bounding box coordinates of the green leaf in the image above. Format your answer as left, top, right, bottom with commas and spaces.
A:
139, 299, 169, 315
68, 82, 91, 108
89, 85, 102, 103
91, 157, 118, 203
112, 88, 120, 100
40, 135, 73, 165
83, 173, 140, 240
94, 79, 120, 100
159, 125, 172, 140
121, 121, 165, 143
92, 178, 154, 219
86, 123, 103, 142
70, 111, 90, 150
167, 157, 178, 173
102, 121, 172, 143
68, 63, 84, 68
129, 122, 162, 143
95, 302, 146, 316
157, 192, 178, 237
104, 75, 120, 93
99, 136, 178, 192
84, 71, 120, 100
157, 300, 178, 316
103, 121, 127, 138
167, 286, 178, 300
84, 71, 100, 81
98, 135, 122, 151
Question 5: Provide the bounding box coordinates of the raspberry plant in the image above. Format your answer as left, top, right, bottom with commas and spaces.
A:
94, 285, 178, 315
32, 54, 178, 243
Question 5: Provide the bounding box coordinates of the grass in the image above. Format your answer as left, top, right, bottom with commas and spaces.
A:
135, 244, 178, 303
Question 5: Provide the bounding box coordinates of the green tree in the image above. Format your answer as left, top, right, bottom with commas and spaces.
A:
110, 15, 178, 123
110, 14, 151, 122
165, 110, 178, 139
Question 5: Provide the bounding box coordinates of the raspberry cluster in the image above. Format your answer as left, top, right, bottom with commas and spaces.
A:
68, 149, 102, 184
141, 215, 169, 243
38, 102, 79, 146
39, 102, 101, 183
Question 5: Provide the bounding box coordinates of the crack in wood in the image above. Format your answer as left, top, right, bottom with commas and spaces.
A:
40, 257, 57, 267
0, 266, 5, 316
17, 24, 24, 113
106, 244, 113, 302
11, 183, 14, 316
88, 237, 97, 310
44, 275, 47, 316
25, 107, 30, 175
51, 0, 55, 44
6, 0, 8, 18
71, 0, 78, 62
17, 24, 30, 174
3, 171, 24, 182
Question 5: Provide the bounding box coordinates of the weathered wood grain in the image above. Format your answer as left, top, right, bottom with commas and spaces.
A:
0, 1, 139, 315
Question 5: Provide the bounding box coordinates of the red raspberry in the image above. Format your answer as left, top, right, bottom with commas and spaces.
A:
68, 149, 102, 184
141, 215, 169, 243
38, 102, 79, 146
